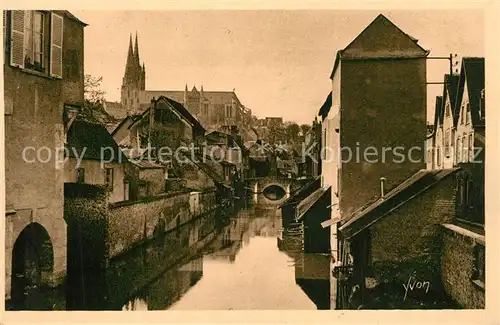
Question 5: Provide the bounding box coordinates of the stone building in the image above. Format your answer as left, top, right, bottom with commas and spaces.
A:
107, 34, 253, 133
3, 10, 86, 308
316, 13, 430, 309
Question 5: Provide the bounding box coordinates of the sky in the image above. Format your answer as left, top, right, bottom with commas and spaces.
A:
74, 10, 484, 125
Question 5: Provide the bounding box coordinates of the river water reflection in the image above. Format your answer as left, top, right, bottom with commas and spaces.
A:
67, 195, 332, 310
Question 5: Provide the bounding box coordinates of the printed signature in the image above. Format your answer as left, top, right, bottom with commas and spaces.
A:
403, 276, 430, 301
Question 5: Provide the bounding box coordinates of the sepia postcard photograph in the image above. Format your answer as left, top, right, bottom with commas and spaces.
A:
0, 1, 498, 324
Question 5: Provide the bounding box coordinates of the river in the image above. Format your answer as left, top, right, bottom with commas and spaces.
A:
65, 194, 332, 310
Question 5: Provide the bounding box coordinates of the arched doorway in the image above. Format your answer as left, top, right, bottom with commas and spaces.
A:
10, 222, 54, 310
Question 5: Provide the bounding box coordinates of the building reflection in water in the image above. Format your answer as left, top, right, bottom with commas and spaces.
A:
68, 194, 329, 310
278, 220, 333, 310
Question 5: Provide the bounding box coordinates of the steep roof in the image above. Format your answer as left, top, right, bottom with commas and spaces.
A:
338, 168, 459, 239
329, 14, 428, 79
296, 186, 331, 222
341, 14, 429, 59
432, 96, 443, 132
318, 92, 332, 120
156, 96, 206, 134
454, 57, 485, 128
66, 121, 124, 163
132, 96, 206, 134
441, 74, 460, 126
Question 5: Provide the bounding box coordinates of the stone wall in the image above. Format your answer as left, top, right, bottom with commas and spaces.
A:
441, 224, 485, 309
340, 58, 427, 219
107, 189, 217, 258
370, 176, 457, 285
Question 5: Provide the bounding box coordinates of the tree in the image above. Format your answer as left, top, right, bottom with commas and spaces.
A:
300, 124, 312, 136
285, 123, 300, 142
84, 74, 106, 103
78, 74, 116, 124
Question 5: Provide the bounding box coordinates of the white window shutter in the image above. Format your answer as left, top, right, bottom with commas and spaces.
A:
50, 12, 63, 78
10, 10, 25, 68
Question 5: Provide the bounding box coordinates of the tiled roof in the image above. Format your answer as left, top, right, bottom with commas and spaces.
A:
156, 96, 205, 134
66, 121, 124, 163
296, 186, 331, 222
181, 152, 231, 188
130, 160, 165, 169
338, 168, 460, 239
104, 101, 127, 119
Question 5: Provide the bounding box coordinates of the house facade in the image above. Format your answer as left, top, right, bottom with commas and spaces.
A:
65, 121, 127, 204
432, 74, 459, 169
4, 10, 86, 305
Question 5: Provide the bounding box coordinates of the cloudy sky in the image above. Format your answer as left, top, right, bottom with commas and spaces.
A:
74, 10, 484, 124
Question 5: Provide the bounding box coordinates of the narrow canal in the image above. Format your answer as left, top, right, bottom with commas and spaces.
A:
65, 194, 332, 310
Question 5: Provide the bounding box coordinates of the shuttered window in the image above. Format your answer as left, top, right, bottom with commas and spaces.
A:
50, 12, 63, 78
10, 10, 25, 68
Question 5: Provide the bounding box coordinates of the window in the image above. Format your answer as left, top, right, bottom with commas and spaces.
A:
9, 10, 63, 77
105, 168, 114, 189
460, 105, 465, 125
451, 129, 455, 158
465, 103, 470, 124
437, 147, 441, 166
445, 129, 450, 157
457, 137, 461, 163
462, 135, 466, 162
468, 133, 474, 161
24, 11, 45, 71
445, 102, 450, 117
76, 168, 85, 183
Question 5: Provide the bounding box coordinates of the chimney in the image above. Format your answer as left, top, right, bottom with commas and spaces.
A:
380, 177, 386, 200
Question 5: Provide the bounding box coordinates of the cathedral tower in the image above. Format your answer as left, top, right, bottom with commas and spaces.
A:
121, 32, 146, 115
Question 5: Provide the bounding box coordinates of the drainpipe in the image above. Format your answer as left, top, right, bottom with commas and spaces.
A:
380, 177, 386, 200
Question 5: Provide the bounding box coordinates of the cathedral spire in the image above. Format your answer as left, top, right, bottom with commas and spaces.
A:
134, 31, 140, 66
124, 33, 135, 83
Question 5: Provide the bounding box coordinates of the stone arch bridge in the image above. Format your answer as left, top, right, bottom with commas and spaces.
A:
245, 176, 311, 194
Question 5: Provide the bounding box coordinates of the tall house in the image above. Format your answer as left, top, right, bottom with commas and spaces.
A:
436, 74, 460, 169
453, 57, 485, 226
321, 14, 429, 220
3, 10, 86, 301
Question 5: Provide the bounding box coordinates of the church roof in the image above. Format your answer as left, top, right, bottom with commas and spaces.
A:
145, 90, 241, 106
